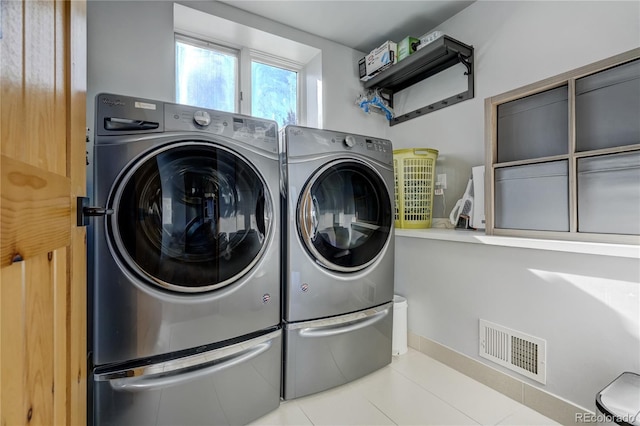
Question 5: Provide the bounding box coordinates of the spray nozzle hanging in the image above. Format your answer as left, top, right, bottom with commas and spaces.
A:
356, 89, 394, 121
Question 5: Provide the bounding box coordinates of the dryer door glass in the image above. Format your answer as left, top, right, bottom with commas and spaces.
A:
111, 143, 271, 292
298, 160, 392, 272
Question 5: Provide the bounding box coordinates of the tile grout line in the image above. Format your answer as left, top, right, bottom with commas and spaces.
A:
293, 400, 315, 426
493, 409, 517, 426
388, 353, 482, 425
361, 396, 399, 426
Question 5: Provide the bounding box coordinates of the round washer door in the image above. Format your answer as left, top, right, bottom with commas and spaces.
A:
297, 159, 393, 272
108, 141, 272, 293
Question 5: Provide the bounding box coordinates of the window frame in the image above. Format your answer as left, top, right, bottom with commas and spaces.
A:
484, 48, 640, 245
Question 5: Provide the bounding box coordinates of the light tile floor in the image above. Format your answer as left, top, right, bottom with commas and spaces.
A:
251, 348, 560, 426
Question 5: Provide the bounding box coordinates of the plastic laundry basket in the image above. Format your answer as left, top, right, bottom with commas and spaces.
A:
393, 148, 439, 229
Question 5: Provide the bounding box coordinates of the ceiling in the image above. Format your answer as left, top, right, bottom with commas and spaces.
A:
218, 1, 476, 53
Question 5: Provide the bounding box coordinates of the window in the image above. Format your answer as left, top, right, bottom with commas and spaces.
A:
175, 34, 300, 128
251, 61, 298, 127
176, 36, 238, 113
485, 49, 640, 244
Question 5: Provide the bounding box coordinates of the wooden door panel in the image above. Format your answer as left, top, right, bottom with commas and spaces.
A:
0, 0, 66, 172
1, 250, 68, 425
24, 1, 59, 171
53, 248, 69, 426
68, 230, 86, 425
0, 262, 27, 425
24, 253, 55, 425
68, 1, 88, 423
1, 156, 72, 268
0, 0, 86, 425
1, 0, 26, 161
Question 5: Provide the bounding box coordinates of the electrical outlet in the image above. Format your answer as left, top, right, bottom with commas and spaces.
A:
437, 173, 447, 189
434, 188, 444, 196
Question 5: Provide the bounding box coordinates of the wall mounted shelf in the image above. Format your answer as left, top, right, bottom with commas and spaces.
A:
363, 35, 474, 126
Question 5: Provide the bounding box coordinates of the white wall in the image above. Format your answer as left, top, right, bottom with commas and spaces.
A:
86, 0, 640, 413
396, 238, 639, 410
389, 0, 640, 214
87, 0, 174, 130
394, 0, 640, 411
86, 0, 386, 139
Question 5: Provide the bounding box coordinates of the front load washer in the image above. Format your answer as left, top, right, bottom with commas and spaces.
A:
88, 93, 281, 425
281, 126, 395, 400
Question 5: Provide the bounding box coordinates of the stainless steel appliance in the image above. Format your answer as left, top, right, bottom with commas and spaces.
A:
281, 126, 395, 400
88, 93, 281, 425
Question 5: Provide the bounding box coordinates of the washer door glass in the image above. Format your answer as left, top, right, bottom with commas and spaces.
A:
298, 160, 392, 272
110, 143, 271, 293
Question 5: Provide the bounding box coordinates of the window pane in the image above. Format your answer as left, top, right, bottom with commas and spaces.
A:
494, 161, 569, 231
251, 61, 297, 128
577, 152, 640, 235
497, 86, 568, 162
176, 40, 237, 112
576, 59, 640, 152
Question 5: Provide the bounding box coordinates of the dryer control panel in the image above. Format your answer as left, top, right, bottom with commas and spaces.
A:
364, 138, 391, 154
286, 126, 393, 166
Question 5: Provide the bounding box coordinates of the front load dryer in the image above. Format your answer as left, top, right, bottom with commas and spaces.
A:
281, 126, 395, 400
88, 93, 281, 425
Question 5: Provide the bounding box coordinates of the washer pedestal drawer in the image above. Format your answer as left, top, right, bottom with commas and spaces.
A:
92, 330, 282, 426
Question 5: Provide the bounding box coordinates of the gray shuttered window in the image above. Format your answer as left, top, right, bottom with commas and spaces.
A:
487, 49, 639, 242
576, 59, 640, 152
497, 86, 568, 163
578, 151, 640, 235
495, 161, 569, 231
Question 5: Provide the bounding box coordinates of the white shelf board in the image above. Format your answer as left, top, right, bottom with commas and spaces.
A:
394, 228, 640, 259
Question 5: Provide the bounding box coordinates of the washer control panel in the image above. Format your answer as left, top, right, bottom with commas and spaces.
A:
164, 103, 278, 153
193, 110, 211, 127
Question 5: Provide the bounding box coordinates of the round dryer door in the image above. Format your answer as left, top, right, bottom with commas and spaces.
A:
297, 159, 393, 272
108, 142, 272, 293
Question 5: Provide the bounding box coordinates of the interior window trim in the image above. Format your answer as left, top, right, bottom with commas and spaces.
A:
484, 48, 640, 245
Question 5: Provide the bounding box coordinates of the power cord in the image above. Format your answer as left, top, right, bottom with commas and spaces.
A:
434, 182, 447, 217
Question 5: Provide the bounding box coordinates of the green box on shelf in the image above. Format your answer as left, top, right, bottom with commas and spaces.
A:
397, 36, 420, 62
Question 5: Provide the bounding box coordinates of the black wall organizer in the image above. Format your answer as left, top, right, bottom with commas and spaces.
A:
363, 35, 474, 126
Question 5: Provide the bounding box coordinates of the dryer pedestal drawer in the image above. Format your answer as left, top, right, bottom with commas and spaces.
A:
283, 302, 393, 400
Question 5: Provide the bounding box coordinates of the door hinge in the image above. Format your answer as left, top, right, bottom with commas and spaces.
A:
77, 197, 114, 227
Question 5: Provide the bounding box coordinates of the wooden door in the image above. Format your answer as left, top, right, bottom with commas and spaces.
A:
1, 1, 87, 424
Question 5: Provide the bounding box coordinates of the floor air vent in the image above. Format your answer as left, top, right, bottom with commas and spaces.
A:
479, 319, 546, 384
